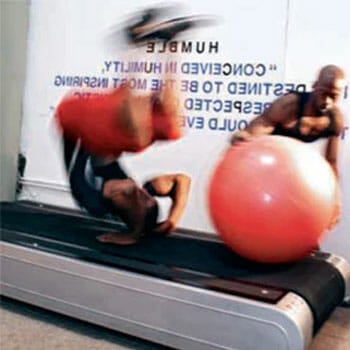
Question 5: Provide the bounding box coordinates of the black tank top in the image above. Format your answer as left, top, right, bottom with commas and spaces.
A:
272, 91, 337, 142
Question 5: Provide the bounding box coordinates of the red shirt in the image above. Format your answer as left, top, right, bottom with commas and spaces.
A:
56, 87, 182, 157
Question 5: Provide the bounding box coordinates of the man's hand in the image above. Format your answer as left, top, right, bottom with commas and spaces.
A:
144, 173, 191, 236
327, 182, 343, 231
152, 220, 175, 236
230, 130, 252, 145
328, 200, 342, 231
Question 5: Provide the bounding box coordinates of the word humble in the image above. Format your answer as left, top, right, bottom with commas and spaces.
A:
145, 41, 219, 54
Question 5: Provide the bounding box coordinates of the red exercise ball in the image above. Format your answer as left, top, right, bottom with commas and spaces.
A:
208, 135, 338, 264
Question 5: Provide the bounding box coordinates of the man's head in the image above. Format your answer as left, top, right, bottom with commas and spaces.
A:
122, 187, 159, 233
312, 65, 346, 114
104, 179, 159, 234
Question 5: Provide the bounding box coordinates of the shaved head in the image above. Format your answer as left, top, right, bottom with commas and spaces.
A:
311, 65, 346, 113
315, 65, 346, 89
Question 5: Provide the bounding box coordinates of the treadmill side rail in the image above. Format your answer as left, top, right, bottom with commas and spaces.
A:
326, 254, 350, 299
1, 242, 313, 350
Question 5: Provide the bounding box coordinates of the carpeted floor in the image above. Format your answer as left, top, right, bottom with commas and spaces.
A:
0, 297, 168, 350
1, 297, 349, 350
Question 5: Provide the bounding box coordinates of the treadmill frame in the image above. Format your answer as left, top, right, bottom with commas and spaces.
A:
1, 240, 320, 350
1, 201, 350, 350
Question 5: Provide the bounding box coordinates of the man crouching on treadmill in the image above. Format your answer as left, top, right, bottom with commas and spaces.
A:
60, 140, 191, 245
55, 6, 196, 245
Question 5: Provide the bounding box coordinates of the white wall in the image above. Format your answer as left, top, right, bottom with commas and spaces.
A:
285, 0, 350, 259
19, 0, 289, 227
0, 1, 29, 201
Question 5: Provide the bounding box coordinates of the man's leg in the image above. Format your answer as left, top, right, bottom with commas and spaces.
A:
126, 5, 181, 44
60, 134, 111, 217
120, 90, 154, 149
109, 9, 219, 147
128, 13, 218, 44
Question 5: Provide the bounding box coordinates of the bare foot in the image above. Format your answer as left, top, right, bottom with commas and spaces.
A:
97, 232, 139, 245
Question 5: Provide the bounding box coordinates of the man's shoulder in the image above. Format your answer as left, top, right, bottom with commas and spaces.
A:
268, 92, 300, 118
331, 106, 345, 130
332, 105, 345, 118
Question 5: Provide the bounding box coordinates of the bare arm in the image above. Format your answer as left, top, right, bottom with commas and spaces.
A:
145, 173, 191, 234
231, 93, 298, 144
326, 138, 342, 230
325, 108, 345, 230
325, 108, 344, 179
325, 135, 340, 178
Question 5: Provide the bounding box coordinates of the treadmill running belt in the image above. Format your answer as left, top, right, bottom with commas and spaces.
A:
0, 201, 345, 332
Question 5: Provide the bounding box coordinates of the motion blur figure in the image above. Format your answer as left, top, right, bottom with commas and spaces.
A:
55, 5, 215, 244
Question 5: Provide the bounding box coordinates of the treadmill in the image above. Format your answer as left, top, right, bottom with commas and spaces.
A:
1, 200, 349, 350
